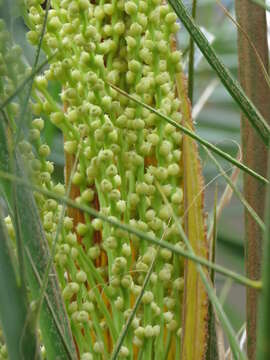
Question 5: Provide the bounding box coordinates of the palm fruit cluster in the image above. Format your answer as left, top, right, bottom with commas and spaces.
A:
0, 18, 30, 130
18, 0, 186, 358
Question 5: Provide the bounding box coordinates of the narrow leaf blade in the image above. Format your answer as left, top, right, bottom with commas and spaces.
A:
0, 206, 39, 360
256, 151, 270, 360
168, 0, 270, 145
0, 120, 12, 206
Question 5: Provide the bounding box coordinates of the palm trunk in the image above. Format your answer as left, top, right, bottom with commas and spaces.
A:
234, 2, 270, 359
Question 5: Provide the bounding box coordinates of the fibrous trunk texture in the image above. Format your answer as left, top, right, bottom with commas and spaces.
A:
235, 2, 270, 359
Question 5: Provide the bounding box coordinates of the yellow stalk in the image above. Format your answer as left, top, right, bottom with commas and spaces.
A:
176, 72, 209, 359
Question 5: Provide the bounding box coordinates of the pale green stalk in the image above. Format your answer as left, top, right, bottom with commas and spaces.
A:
110, 249, 159, 360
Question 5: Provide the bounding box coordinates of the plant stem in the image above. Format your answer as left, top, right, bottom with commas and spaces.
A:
188, 0, 197, 104
234, 2, 270, 358
168, 0, 270, 145
204, 146, 265, 232
256, 150, 270, 360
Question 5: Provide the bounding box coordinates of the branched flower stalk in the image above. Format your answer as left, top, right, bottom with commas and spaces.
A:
1, 0, 196, 359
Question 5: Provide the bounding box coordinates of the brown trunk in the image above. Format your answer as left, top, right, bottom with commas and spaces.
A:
234, 2, 270, 359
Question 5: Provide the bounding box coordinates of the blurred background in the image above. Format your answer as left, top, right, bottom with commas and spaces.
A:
1, 0, 252, 338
